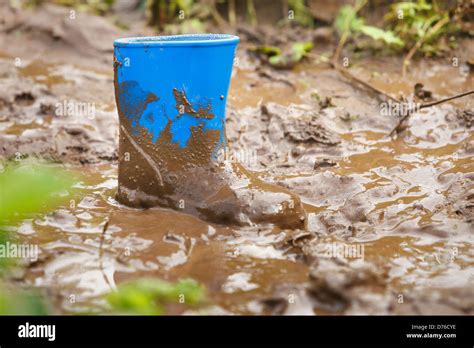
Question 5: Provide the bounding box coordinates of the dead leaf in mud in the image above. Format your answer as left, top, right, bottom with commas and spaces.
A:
261, 103, 340, 146
285, 117, 341, 145
275, 230, 316, 257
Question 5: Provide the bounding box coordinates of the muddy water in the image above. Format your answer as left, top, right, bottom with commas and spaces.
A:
20, 163, 308, 314
2, 49, 473, 314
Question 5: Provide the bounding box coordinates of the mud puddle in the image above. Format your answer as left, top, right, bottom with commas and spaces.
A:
20, 163, 309, 314
2, 41, 473, 314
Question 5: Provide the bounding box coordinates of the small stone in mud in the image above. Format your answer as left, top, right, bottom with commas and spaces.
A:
414, 83, 433, 101
39, 103, 55, 115
290, 145, 305, 158
261, 297, 288, 315
14, 92, 35, 106
64, 126, 85, 136
457, 110, 473, 128
313, 158, 336, 171
467, 58, 474, 72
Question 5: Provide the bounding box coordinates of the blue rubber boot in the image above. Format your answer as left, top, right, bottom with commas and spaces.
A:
114, 34, 306, 228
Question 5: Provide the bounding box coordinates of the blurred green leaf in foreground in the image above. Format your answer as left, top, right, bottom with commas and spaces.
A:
0, 159, 76, 314
0, 284, 50, 315
0, 160, 75, 225
107, 278, 206, 315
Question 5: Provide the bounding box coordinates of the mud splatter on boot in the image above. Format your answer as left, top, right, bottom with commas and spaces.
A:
114, 53, 306, 228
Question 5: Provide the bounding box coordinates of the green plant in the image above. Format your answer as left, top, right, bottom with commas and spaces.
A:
52, 0, 116, 14
385, 0, 457, 56
255, 41, 314, 69
106, 278, 205, 315
0, 284, 50, 315
0, 161, 75, 224
335, 1, 403, 48
146, 0, 208, 31
288, 0, 313, 27
164, 18, 205, 34
0, 159, 76, 314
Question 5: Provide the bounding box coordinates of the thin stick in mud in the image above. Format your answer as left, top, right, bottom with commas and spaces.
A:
389, 89, 474, 137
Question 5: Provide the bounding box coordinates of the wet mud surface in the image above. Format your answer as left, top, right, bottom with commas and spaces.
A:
1, 3, 473, 314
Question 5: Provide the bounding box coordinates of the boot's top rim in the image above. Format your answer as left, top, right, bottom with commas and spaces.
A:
114, 34, 239, 47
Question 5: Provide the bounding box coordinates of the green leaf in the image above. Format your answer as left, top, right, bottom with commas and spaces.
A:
360, 25, 404, 46
0, 161, 75, 225
335, 5, 364, 34
291, 41, 314, 61
107, 278, 205, 315
267, 41, 313, 68
288, 0, 313, 27
0, 284, 50, 315
335, 3, 404, 48
255, 45, 282, 56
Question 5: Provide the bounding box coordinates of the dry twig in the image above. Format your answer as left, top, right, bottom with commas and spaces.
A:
389, 90, 474, 137
99, 216, 114, 291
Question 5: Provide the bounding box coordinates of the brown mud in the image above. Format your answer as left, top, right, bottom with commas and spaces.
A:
173, 88, 215, 120
1, 3, 473, 314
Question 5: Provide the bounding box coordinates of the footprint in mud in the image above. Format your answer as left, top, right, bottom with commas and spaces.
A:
114, 76, 307, 229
